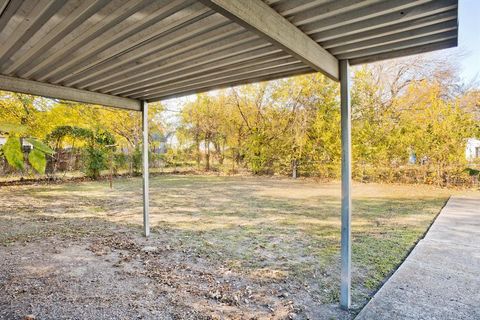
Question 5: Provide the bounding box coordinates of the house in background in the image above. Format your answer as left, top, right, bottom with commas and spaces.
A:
0, 136, 34, 152
466, 138, 480, 161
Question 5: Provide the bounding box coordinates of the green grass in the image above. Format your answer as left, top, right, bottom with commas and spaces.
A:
1, 174, 470, 308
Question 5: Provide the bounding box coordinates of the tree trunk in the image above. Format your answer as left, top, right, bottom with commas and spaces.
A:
195, 133, 201, 169
236, 129, 242, 166
205, 138, 210, 171
292, 159, 297, 179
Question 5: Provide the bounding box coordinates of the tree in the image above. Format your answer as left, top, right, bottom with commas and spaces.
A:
47, 126, 115, 179
397, 80, 477, 185
1, 52, 478, 186
0, 122, 54, 174
271, 73, 340, 178
180, 94, 228, 171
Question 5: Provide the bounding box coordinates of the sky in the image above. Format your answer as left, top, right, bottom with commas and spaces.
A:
457, 0, 480, 84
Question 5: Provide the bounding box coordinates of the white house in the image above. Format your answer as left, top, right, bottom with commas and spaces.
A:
0, 136, 34, 151
466, 138, 480, 161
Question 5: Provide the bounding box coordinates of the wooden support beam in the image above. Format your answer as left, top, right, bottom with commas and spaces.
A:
0, 75, 141, 111
200, 0, 339, 81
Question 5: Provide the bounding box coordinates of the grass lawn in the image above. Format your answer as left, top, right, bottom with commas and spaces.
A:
1, 175, 473, 319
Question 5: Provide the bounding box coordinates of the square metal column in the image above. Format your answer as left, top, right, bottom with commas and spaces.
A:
141, 100, 150, 237
340, 59, 352, 309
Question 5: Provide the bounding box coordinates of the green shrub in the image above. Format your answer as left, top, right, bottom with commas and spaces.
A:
131, 146, 142, 175
84, 146, 107, 179
113, 153, 128, 173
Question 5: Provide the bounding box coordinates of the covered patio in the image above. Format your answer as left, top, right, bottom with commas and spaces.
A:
0, 0, 459, 309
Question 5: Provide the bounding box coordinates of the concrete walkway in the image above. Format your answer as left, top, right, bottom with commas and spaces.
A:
356, 196, 480, 320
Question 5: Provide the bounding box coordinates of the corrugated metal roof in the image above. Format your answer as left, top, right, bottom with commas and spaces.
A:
274, 0, 458, 63
0, 0, 458, 107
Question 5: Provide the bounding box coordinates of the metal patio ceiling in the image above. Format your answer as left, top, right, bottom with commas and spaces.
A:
0, 0, 458, 108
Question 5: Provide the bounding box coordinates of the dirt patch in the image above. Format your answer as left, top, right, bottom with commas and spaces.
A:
0, 232, 349, 320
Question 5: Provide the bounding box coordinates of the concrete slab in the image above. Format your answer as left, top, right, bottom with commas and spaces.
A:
407, 241, 480, 276
356, 196, 480, 320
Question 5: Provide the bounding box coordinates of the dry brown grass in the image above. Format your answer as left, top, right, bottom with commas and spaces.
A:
1, 175, 477, 319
